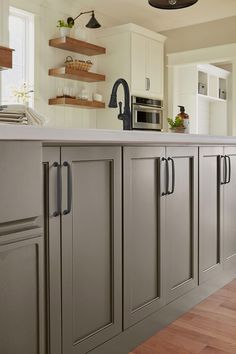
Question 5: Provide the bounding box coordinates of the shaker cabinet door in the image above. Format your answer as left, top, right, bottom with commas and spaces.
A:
199, 147, 223, 283
0, 229, 45, 354
147, 38, 164, 99
60, 146, 122, 354
123, 146, 166, 329
165, 147, 198, 303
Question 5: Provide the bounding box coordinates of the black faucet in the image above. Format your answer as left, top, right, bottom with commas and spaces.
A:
108, 78, 132, 130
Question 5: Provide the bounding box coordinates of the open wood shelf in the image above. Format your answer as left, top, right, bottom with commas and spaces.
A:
49, 97, 105, 109
0, 46, 14, 70
49, 36, 106, 56
48, 67, 105, 83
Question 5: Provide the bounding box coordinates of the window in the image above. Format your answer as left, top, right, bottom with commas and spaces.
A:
1, 7, 34, 105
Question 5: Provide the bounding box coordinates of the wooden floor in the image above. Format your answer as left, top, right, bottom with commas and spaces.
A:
129, 280, 236, 354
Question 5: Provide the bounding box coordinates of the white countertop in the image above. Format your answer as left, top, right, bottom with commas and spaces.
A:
1, 124, 236, 145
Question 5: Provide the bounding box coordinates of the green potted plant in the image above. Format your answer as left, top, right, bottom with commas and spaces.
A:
167, 116, 185, 133
57, 20, 74, 38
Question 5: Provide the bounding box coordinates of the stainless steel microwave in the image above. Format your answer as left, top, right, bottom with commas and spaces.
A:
132, 96, 163, 131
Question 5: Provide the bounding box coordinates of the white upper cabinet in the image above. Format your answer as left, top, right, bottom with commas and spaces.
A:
96, 24, 166, 129
131, 33, 147, 94
131, 33, 164, 99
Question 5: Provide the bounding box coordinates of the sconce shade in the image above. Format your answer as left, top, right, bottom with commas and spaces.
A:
67, 10, 101, 29
148, 0, 198, 10
86, 12, 101, 28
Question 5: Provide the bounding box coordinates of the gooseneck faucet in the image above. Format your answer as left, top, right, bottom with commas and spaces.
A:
108, 78, 132, 130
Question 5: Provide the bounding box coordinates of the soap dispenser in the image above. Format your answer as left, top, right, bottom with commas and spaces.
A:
178, 106, 189, 133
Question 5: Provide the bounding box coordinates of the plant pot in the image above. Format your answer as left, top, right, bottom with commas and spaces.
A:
60, 27, 71, 37
169, 127, 186, 133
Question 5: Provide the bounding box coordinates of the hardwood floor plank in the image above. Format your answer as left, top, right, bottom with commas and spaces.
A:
200, 346, 230, 354
129, 280, 236, 354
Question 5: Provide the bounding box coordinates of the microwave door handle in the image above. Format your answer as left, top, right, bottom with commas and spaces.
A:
134, 105, 163, 111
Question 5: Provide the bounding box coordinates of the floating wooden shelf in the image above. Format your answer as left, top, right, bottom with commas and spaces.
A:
49, 37, 106, 56
0, 46, 14, 70
49, 97, 105, 109
48, 67, 105, 83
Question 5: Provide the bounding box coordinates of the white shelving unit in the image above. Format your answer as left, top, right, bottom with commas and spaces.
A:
170, 63, 231, 135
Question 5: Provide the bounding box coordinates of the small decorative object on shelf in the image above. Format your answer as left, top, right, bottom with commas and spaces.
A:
167, 116, 186, 133
219, 89, 226, 100
198, 82, 207, 95
57, 19, 74, 38
65, 56, 93, 72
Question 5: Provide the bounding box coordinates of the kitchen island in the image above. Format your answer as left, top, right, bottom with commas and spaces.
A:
1, 126, 236, 354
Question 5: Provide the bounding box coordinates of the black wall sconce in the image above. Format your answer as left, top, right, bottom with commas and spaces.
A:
67, 10, 101, 29
148, 0, 199, 10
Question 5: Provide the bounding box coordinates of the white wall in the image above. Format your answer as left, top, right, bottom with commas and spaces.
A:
3, 0, 110, 128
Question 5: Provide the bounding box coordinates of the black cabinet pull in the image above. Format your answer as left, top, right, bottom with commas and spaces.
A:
53, 162, 62, 217
63, 161, 72, 215
162, 157, 169, 196
168, 157, 175, 195
220, 156, 227, 185
225, 155, 231, 184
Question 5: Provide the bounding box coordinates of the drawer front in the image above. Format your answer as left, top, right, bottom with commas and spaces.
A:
0, 142, 42, 224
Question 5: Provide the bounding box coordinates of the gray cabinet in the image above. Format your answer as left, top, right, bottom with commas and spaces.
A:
223, 147, 236, 269
123, 146, 166, 329
199, 146, 236, 281
123, 146, 198, 327
0, 229, 45, 354
44, 146, 122, 354
199, 147, 224, 283
0, 142, 44, 354
165, 147, 198, 303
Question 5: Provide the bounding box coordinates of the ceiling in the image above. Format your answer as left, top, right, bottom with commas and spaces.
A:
77, 0, 236, 32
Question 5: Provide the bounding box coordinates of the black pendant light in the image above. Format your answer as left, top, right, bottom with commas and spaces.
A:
148, 0, 199, 10
67, 10, 101, 29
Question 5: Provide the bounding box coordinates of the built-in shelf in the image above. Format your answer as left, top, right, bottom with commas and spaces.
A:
197, 93, 226, 103
49, 36, 106, 56
48, 67, 105, 83
49, 97, 105, 109
0, 46, 14, 70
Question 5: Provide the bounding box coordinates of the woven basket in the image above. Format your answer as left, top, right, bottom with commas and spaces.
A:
65, 56, 93, 72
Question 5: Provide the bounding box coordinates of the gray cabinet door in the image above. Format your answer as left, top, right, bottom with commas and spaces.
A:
123, 146, 166, 329
0, 142, 42, 223
165, 147, 198, 303
61, 147, 122, 354
223, 146, 236, 269
199, 147, 224, 283
0, 228, 45, 354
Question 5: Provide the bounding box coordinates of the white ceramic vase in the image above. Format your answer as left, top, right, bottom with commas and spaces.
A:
60, 27, 70, 37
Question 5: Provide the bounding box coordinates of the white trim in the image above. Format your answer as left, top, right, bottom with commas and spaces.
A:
167, 43, 236, 67
96, 23, 166, 43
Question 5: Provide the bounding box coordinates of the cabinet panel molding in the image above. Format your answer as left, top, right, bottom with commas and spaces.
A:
123, 146, 166, 329
165, 147, 198, 303
199, 147, 223, 283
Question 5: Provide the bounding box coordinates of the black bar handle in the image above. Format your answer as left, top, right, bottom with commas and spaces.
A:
63, 161, 72, 215
53, 162, 62, 217
168, 157, 175, 195
162, 157, 169, 196
220, 155, 227, 185
225, 155, 231, 184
